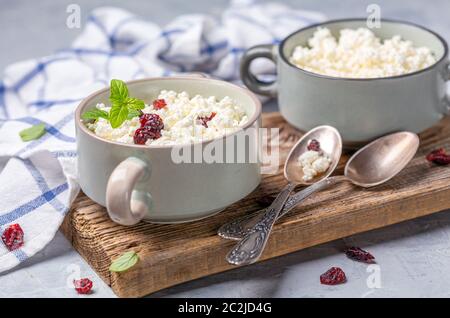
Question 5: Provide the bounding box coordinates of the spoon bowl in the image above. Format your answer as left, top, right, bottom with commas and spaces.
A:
345, 132, 420, 187
284, 125, 342, 185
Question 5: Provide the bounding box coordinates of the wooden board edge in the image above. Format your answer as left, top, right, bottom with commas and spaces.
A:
60, 210, 113, 289
108, 184, 450, 297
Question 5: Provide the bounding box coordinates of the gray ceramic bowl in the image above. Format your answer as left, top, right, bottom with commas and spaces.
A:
75, 77, 262, 225
241, 19, 450, 147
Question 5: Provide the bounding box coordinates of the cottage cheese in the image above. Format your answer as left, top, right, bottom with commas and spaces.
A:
290, 27, 437, 78
86, 90, 248, 146
298, 150, 331, 181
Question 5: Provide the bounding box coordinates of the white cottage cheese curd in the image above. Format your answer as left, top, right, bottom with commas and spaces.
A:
298, 150, 331, 181
290, 27, 437, 78
86, 90, 248, 146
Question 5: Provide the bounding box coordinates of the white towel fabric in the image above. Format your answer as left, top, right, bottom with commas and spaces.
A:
0, 0, 324, 272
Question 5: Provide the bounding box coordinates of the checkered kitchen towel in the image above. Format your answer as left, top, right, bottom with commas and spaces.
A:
0, 0, 324, 272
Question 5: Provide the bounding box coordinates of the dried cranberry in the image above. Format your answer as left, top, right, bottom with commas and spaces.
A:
152, 99, 167, 110
320, 267, 347, 285
426, 148, 450, 165
345, 247, 375, 264
1, 224, 24, 251
73, 278, 93, 294
197, 112, 217, 128
133, 127, 162, 145
307, 139, 321, 152
139, 113, 164, 130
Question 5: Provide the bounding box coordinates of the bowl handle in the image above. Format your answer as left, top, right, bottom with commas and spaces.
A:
106, 157, 152, 226
240, 44, 278, 97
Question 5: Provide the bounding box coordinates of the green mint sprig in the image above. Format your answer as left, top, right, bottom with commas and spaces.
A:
81, 79, 145, 128
109, 79, 145, 128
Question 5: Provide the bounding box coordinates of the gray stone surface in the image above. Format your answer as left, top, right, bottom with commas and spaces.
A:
1, 0, 450, 298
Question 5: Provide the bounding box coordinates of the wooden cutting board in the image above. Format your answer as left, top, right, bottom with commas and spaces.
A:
60, 112, 450, 298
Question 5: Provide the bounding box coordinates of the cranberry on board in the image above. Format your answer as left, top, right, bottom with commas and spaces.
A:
426, 148, 450, 165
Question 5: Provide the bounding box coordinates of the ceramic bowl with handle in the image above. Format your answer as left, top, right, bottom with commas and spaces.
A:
241, 19, 450, 147
75, 77, 262, 225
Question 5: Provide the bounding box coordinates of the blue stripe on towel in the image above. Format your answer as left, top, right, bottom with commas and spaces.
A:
0, 183, 68, 226
13, 249, 28, 262
22, 159, 68, 214
28, 98, 83, 109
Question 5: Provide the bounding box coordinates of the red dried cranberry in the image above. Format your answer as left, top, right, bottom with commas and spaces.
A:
139, 113, 164, 130
320, 267, 347, 285
1, 224, 24, 251
197, 112, 217, 128
345, 247, 375, 264
134, 128, 149, 145
152, 99, 167, 110
307, 139, 321, 152
133, 127, 162, 145
73, 278, 93, 294
426, 148, 450, 165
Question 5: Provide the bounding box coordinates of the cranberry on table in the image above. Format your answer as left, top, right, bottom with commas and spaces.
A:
73, 278, 93, 294
320, 267, 347, 285
1, 223, 24, 251
345, 246, 375, 264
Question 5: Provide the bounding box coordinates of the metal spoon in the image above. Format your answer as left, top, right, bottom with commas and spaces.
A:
226, 126, 342, 265
220, 131, 420, 244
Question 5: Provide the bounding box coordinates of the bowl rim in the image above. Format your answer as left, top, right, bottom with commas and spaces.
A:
75, 77, 262, 149
279, 18, 449, 81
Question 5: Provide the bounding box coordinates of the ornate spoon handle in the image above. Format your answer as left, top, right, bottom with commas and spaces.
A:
226, 183, 296, 265
218, 176, 345, 241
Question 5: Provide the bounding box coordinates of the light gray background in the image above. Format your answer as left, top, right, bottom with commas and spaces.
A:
1, 0, 450, 298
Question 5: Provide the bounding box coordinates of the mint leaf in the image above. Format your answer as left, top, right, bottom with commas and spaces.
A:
109, 101, 129, 128
81, 109, 109, 121
126, 98, 145, 110
19, 123, 46, 142
110, 79, 129, 104
127, 109, 142, 119
107, 79, 146, 128
109, 251, 139, 273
